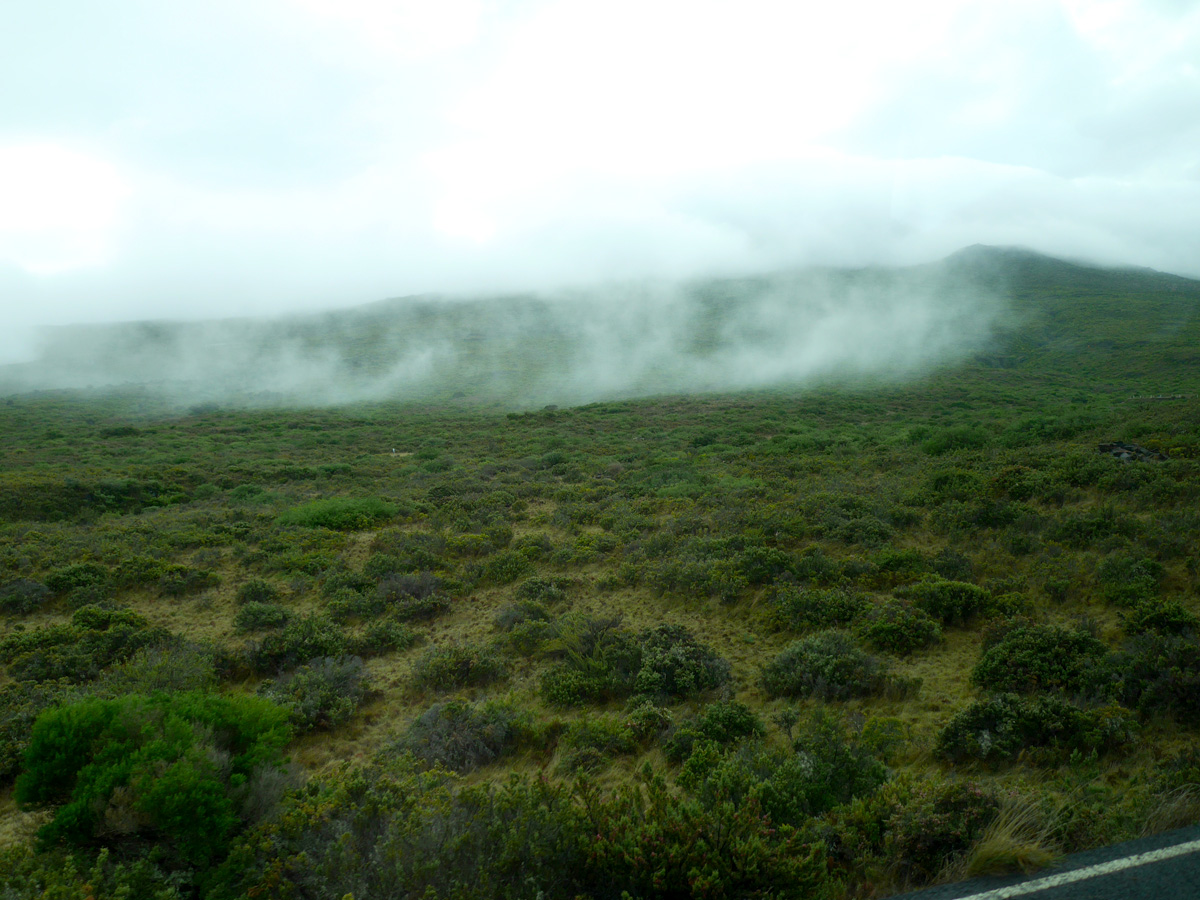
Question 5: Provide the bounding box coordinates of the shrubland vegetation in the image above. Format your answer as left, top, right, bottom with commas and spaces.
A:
1, 249, 1199, 897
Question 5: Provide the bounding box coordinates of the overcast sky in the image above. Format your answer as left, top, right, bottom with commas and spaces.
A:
1, 0, 1198, 362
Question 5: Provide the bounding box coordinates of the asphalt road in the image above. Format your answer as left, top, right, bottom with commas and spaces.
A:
888, 824, 1200, 900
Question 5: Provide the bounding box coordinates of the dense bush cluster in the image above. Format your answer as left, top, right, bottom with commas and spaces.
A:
761, 631, 890, 700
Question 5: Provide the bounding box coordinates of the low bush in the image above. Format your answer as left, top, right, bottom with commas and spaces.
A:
483, 550, 534, 584
857, 600, 942, 655
0, 578, 51, 615
887, 780, 1001, 884
236, 578, 279, 605
1097, 554, 1164, 606
16, 691, 291, 867
897, 577, 992, 625
259, 655, 372, 732
559, 715, 639, 773
252, 615, 348, 673
761, 631, 888, 700
1118, 633, 1200, 722
494, 600, 552, 631
394, 700, 531, 772
539, 617, 642, 706
279, 497, 398, 530
0, 680, 71, 781
351, 617, 420, 656
234, 601, 292, 632
1121, 598, 1199, 637
514, 576, 572, 605
937, 693, 1137, 764
411, 643, 508, 692
158, 564, 220, 598
0, 846, 182, 900
971, 624, 1109, 695
771, 586, 869, 631
633, 624, 730, 698
664, 700, 766, 763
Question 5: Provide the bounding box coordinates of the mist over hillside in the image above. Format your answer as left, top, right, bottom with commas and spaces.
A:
0, 250, 1012, 408
2, 246, 1197, 409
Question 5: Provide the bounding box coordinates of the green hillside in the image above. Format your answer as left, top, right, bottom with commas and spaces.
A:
1, 247, 1198, 899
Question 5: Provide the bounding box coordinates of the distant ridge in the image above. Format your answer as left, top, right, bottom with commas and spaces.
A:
1, 247, 1197, 407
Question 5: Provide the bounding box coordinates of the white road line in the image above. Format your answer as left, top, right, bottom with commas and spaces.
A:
950, 838, 1200, 900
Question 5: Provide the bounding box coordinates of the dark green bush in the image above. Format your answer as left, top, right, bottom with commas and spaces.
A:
664, 700, 766, 763
937, 693, 1137, 763
483, 550, 534, 584
971, 623, 1108, 695
236, 578, 279, 605
761, 631, 887, 700
0, 578, 51, 615
16, 691, 291, 866
494, 600, 551, 631
856, 600, 942, 655
350, 617, 420, 656
279, 497, 397, 530
1097, 554, 1164, 606
539, 617, 641, 706
45, 562, 109, 594
1121, 598, 1199, 636
0, 845, 182, 900
259, 655, 372, 732
886, 780, 1001, 883
252, 615, 348, 673
897, 577, 991, 625
394, 700, 530, 772
771, 586, 869, 630
559, 715, 638, 772
633, 624, 730, 698
411, 643, 507, 692
1118, 633, 1200, 722
0, 680, 71, 781
158, 564, 220, 597
234, 601, 292, 632
514, 576, 571, 604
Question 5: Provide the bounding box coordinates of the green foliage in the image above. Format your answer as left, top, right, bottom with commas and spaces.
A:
937, 693, 1137, 763
234, 601, 291, 632
258, 655, 372, 732
761, 631, 888, 700
0, 846, 182, 900
0, 680, 71, 782
896, 576, 992, 625
411, 643, 508, 692
1117, 633, 1200, 722
885, 780, 1001, 883
559, 715, 639, 772
278, 497, 398, 530
251, 615, 348, 673
771, 586, 869, 631
971, 623, 1108, 695
1096, 554, 1164, 606
1121, 597, 1199, 636
856, 599, 942, 655
539, 616, 642, 706
0, 578, 51, 615
158, 563, 219, 597
394, 700, 531, 772
15, 691, 291, 866
235, 578, 279, 605
633, 624, 731, 698
664, 700, 766, 764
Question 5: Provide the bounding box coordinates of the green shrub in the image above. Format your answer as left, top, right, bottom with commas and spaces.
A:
279, 497, 398, 530
897, 577, 991, 625
514, 576, 571, 604
971, 624, 1108, 695
0, 578, 51, 615
235, 601, 292, 632
0, 846, 182, 900
494, 600, 551, 631
394, 700, 530, 772
936, 693, 1137, 763
483, 550, 534, 584
1097, 554, 1164, 606
559, 715, 639, 772
539, 617, 642, 706
0, 680, 71, 781
16, 691, 291, 866
664, 700, 766, 763
411, 643, 507, 692
762, 631, 888, 700
45, 562, 109, 594
771, 586, 869, 631
633, 624, 730, 698
158, 563, 220, 597
856, 600, 942, 655
351, 617, 420, 656
236, 578, 279, 605
1118, 633, 1200, 722
252, 615, 348, 672
1121, 598, 1199, 636
886, 780, 1001, 883
259, 655, 372, 732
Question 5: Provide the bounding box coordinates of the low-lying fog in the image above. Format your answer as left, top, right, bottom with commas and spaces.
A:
0, 259, 1003, 408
